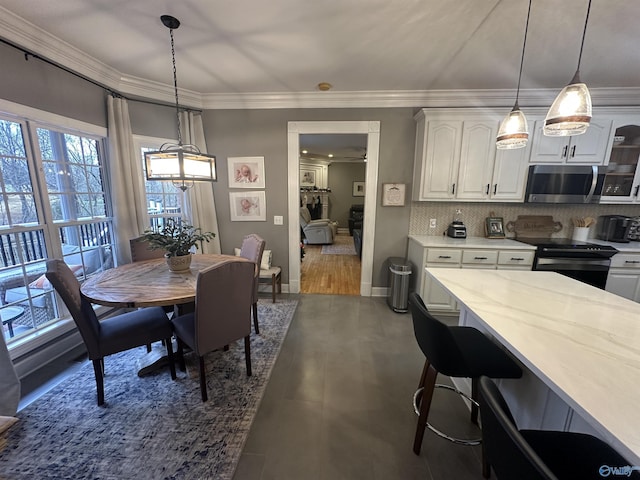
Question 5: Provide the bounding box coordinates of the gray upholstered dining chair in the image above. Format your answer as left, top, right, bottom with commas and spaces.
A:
171, 259, 255, 402
45, 259, 176, 406
239, 234, 266, 334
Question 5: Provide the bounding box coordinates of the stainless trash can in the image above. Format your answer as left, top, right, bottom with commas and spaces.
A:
387, 257, 412, 313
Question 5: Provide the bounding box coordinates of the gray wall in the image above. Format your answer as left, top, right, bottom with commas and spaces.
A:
328, 162, 366, 227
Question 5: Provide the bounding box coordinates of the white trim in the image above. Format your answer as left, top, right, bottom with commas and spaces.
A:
288, 121, 380, 296
0, 98, 107, 136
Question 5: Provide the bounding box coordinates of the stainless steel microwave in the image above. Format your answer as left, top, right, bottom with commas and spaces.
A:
525, 165, 606, 204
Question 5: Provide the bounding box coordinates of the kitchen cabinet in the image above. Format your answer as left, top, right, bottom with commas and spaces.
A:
605, 252, 640, 302
412, 109, 530, 202
528, 118, 612, 165
600, 123, 640, 204
407, 236, 535, 313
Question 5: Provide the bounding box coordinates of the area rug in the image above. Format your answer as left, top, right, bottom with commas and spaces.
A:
0, 298, 298, 480
321, 235, 356, 255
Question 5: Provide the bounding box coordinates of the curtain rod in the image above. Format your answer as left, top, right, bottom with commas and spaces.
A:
0, 38, 202, 113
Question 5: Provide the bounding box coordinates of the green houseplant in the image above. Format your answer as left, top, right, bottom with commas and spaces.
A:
142, 219, 215, 271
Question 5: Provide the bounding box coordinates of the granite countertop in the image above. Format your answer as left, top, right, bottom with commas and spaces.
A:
426, 267, 640, 465
408, 235, 536, 250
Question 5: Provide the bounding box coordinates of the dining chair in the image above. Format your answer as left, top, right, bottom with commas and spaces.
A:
171, 259, 255, 402
408, 292, 522, 455
129, 235, 166, 263
239, 234, 266, 334
45, 259, 176, 406
478, 376, 637, 479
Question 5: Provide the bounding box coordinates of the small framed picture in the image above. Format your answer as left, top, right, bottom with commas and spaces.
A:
228, 156, 265, 188
352, 181, 365, 197
300, 169, 315, 187
485, 217, 505, 238
229, 191, 266, 221
382, 183, 406, 206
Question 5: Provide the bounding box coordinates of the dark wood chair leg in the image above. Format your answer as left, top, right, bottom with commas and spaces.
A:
413, 363, 438, 455
252, 302, 259, 334
165, 336, 176, 380
271, 274, 276, 303
92, 359, 105, 406
199, 356, 207, 402
176, 338, 186, 372
482, 441, 491, 478
146, 343, 152, 353
471, 377, 479, 425
244, 335, 252, 376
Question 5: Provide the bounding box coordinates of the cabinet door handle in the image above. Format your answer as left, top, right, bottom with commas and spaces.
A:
511, 257, 525, 261
570, 145, 576, 158
624, 260, 640, 264
451, 183, 456, 194
562, 145, 568, 158
493, 184, 497, 195
486, 184, 490, 195
438, 255, 452, 259
634, 185, 640, 197
474, 256, 488, 260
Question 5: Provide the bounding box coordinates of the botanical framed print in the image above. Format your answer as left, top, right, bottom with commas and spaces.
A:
228, 156, 265, 188
485, 216, 505, 238
382, 183, 406, 206
352, 181, 365, 197
229, 191, 266, 221
300, 169, 315, 187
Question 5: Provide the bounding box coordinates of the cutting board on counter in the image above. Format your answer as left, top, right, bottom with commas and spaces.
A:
505, 215, 563, 239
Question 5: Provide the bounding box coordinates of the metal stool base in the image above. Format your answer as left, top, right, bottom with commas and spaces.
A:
413, 383, 482, 446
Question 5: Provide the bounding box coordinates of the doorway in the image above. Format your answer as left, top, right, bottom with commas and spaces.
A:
287, 121, 381, 295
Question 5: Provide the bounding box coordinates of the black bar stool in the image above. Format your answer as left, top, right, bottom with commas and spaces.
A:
408, 292, 522, 455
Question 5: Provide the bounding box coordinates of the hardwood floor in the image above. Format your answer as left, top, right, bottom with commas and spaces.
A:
300, 234, 361, 295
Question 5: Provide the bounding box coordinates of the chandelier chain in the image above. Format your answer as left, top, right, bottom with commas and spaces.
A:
169, 27, 183, 146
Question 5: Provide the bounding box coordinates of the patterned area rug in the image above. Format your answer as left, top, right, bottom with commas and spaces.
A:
0, 298, 298, 480
321, 235, 356, 255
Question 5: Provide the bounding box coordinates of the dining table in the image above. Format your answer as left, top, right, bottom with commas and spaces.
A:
80, 254, 251, 375
81, 254, 249, 309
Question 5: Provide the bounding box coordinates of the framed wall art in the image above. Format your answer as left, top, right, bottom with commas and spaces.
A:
485, 216, 505, 238
229, 191, 266, 221
300, 169, 316, 187
228, 156, 265, 188
352, 181, 365, 197
381, 183, 406, 206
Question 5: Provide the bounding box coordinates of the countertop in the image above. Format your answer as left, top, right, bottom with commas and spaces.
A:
426, 267, 640, 465
408, 235, 536, 250
589, 238, 640, 253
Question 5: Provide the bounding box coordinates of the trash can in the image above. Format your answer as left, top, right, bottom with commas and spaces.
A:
387, 257, 412, 313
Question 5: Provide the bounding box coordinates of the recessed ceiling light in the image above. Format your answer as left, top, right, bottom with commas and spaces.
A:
328, 154, 334, 158
301, 149, 308, 154
317, 82, 332, 91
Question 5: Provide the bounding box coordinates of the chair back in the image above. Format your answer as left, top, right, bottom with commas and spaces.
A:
478, 376, 557, 480
299, 207, 312, 228
239, 234, 266, 303
193, 259, 254, 356
408, 292, 469, 377
130, 236, 165, 262
46, 259, 101, 358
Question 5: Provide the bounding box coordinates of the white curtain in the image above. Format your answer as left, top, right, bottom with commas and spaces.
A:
180, 110, 221, 254
0, 332, 20, 416
106, 96, 149, 265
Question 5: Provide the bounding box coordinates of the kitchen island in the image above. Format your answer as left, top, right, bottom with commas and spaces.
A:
425, 268, 640, 465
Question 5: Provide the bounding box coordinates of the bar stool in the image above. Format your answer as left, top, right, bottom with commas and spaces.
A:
479, 376, 638, 479
408, 292, 522, 455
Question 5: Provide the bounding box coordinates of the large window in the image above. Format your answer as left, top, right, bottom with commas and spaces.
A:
0, 113, 114, 344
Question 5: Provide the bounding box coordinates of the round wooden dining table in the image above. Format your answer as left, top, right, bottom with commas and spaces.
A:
81, 254, 250, 308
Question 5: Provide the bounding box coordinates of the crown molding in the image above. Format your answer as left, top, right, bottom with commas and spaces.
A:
3, 6, 640, 111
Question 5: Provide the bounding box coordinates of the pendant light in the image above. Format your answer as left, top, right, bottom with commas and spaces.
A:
496, 0, 532, 150
543, 0, 592, 137
145, 15, 216, 191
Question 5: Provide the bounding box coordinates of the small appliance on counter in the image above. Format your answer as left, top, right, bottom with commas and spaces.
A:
447, 220, 467, 238
596, 215, 631, 243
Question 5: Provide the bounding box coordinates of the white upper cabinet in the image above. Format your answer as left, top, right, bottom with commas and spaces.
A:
600, 121, 640, 204
529, 119, 612, 165
412, 109, 529, 202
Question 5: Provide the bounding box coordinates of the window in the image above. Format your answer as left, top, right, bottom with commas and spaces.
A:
134, 136, 184, 230
0, 112, 114, 344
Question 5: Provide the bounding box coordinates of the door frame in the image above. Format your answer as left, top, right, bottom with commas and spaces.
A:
288, 121, 380, 295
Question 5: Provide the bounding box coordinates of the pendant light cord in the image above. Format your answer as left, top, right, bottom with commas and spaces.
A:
169, 27, 183, 146
514, 0, 532, 106
575, 0, 592, 74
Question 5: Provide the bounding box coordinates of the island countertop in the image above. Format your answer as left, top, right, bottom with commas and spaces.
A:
425, 267, 640, 465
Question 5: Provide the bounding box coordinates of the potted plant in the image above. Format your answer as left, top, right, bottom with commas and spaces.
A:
142, 219, 215, 271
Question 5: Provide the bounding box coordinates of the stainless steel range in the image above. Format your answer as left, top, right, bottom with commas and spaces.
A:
517, 238, 619, 289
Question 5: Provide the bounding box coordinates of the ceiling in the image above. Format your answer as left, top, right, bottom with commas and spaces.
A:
1, 0, 639, 102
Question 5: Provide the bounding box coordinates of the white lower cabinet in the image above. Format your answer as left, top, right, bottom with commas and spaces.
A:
408, 237, 534, 313
605, 252, 640, 302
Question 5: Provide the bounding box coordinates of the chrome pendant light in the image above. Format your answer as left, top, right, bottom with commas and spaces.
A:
544, 0, 593, 137
496, 0, 532, 150
145, 15, 216, 191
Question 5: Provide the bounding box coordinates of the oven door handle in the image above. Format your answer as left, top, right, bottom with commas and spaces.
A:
585, 165, 598, 203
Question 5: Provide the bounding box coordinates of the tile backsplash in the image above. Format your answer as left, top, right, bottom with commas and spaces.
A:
410, 202, 640, 240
